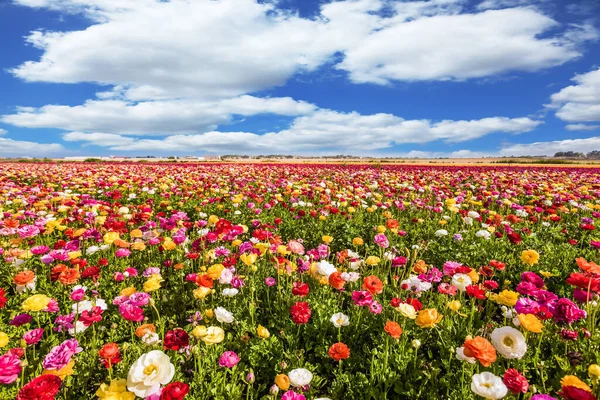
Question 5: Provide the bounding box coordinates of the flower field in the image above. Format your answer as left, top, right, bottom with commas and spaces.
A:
0, 162, 599, 400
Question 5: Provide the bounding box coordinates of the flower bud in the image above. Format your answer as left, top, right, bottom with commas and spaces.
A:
269, 384, 279, 396
412, 339, 421, 349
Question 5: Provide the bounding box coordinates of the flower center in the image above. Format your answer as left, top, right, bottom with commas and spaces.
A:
143, 364, 158, 375
503, 336, 514, 347
481, 383, 492, 388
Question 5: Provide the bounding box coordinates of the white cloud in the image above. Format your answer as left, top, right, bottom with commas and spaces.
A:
498, 136, 600, 156
0, 129, 7, 136
565, 124, 600, 131
62, 110, 541, 154
550, 67, 600, 123
0, 137, 64, 157
2, 96, 316, 135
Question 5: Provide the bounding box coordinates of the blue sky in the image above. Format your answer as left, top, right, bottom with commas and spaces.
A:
1, 0, 600, 157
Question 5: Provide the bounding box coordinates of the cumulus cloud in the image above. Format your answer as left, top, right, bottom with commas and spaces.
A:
0, 137, 64, 157
550, 67, 600, 123
565, 124, 600, 131
61, 109, 541, 154
498, 136, 600, 156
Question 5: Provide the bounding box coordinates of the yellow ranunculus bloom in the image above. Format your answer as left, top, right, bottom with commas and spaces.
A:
376, 225, 386, 233
204, 309, 214, 319
143, 274, 163, 292
365, 256, 380, 266
193, 286, 212, 299
322, 235, 334, 244
0, 332, 9, 347
162, 238, 177, 251
43, 360, 75, 380
120, 286, 137, 297
560, 375, 592, 392
275, 374, 290, 390
130, 241, 146, 251
191, 325, 208, 339
589, 364, 600, 379
208, 215, 219, 226
521, 249, 540, 266
257, 325, 270, 339
352, 237, 364, 246
415, 309, 442, 328
517, 314, 543, 333
240, 253, 258, 266
231, 239, 242, 247
207, 264, 225, 280
446, 300, 461, 312
103, 231, 120, 244
495, 290, 519, 307
95, 379, 135, 400
201, 326, 225, 345
276, 245, 290, 255
130, 229, 143, 238
22, 294, 51, 312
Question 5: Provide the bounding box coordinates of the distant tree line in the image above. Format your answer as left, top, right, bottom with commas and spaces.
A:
554, 151, 600, 159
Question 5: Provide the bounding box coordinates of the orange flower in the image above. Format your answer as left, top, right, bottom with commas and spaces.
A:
135, 324, 156, 338
362, 275, 383, 295
415, 309, 442, 328
328, 342, 350, 361
196, 274, 214, 288
384, 321, 403, 339
576, 257, 600, 275
113, 238, 131, 248
329, 271, 345, 290
58, 268, 80, 285
463, 336, 497, 367
386, 219, 399, 229
14, 270, 36, 286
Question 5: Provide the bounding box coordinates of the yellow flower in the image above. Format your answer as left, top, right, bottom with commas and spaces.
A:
254, 243, 269, 255
120, 287, 137, 297
439, 220, 447, 226
43, 360, 75, 380
103, 231, 120, 244
415, 309, 443, 328
257, 325, 270, 339
495, 290, 519, 307
191, 325, 208, 339
207, 264, 225, 280
589, 364, 600, 380
560, 375, 592, 392
322, 235, 334, 244
0, 332, 8, 347
276, 245, 290, 256
22, 294, 51, 312
130, 242, 146, 251
95, 379, 135, 400
162, 238, 177, 251
275, 374, 290, 390
365, 256, 380, 266
193, 286, 212, 299
376, 225, 386, 233
347, 207, 356, 213
319, 215, 327, 221
539, 270, 557, 278
240, 253, 258, 266
352, 237, 364, 246
396, 303, 417, 319
143, 274, 163, 292
517, 314, 543, 333
231, 239, 242, 247
521, 249, 540, 266
130, 229, 143, 238
204, 309, 214, 319
201, 326, 225, 345
467, 269, 480, 283
446, 300, 461, 312
208, 215, 219, 226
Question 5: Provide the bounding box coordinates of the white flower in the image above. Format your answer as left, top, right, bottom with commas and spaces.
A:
288, 368, 313, 387
341, 272, 360, 283
451, 273, 472, 292
468, 211, 480, 219
68, 321, 88, 336
434, 229, 448, 237
500, 306, 514, 319
316, 261, 337, 278
490, 326, 527, 359
476, 230, 491, 239
222, 288, 239, 297
348, 260, 363, 270
127, 350, 175, 398
72, 298, 107, 314
219, 269, 233, 285
142, 332, 160, 346
463, 216, 473, 225
455, 347, 476, 364
86, 246, 100, 255
214, 306, 234, 323
396, 303, 417, 319
330, 313, 349, 328
401, 275, 432, 293
118, 207, 130, 215
471, 372, 508, 399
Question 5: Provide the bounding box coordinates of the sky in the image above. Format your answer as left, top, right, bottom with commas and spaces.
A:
1, 0, 600, 158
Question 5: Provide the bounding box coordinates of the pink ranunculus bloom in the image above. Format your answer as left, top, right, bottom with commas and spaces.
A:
44, 299, 60, 313
374, 234, 389, 248
118, 303, 145, 322
351, 290, 373, 307
30, 245, 50, 255
281, 391, 306, 400
70, 288, 86, 302
43, 339, 82, 370
115, 248, 131, 258
218, 351, 240, 368
442, 261, 462, 276
265, 277, 276, 287
23, 328, 44, 346
17, 225, 40, 239
0, 353, 22, 384
552, 298, 587, 324
369, 301, 383, 314
128, 292, 150, 307
287, 240, 305, 255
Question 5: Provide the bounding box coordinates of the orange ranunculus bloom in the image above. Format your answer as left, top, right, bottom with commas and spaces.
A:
328, 342, 350, 361
113, 238, 131, 248
415, 309, 443, 328
4, 219, 20, 229
58, 268, 80, 285
362, 275, 384, 295
329, 271, 345, 290
196, 274, 214, 288
135, 324, 156, 338
576, 257, 600, 275
384, 321, 403, 339
275, 374, 290, 390
386, 219, 399, 229
98, 342, 120, 360
463, 336, 497, 367
14, 270, 36, 285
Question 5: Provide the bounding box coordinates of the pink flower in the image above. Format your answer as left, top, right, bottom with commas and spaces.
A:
218, 351, 240, 368
369, 301, 383, 314
17, 225, 40, 239
43, 339, 82, 370
552, 298, 586, 324
0, 353, 22, 384
44, 299, 60, 313
374, 234, 389, 248
351, 290, 373, 307
115, 249, 131, 258
118, 303, 144, 322
281, 391, 306, 400
23, 328, 44, 346
265, 277, 276, 287
442, 261, 462, 276
70, 288, 86, 302
288, 240, 305, 255
30, 246, 50, 255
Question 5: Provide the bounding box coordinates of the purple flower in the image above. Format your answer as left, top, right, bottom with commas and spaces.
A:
43, 339, 82, 370
218, 351, 240, 368
53, 314, 75, 333
418, 267, 442, 283
552, 298, 587, 324
453, 233, 463, 242
531, 395, 557, 400
10, 313, 32, 327
531, 290, 558, 306
515, 298, 539, 315
129, 292, 150, 307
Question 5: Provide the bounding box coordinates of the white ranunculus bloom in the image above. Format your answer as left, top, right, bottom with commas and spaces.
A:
72, 298, 107, 314
396, 303, 417, 319
222, 288, 239, 297
451, 273, 472, 292
330, 313, 349, 328
316, 260, 337, 278
68, 320, 88, 336
471, 372, 508, 399
127, 350, 174, 398
490, 326, 527, 359
476, 230, 491, 239
214, 306, 235, 323
455, 347, 476, 364
219, 269, 233, 285
142, 332, 160, 346
86, 246, 100, 255
468, 211, 480, 219
434, 229, 448, 237
288, 368, 313, 387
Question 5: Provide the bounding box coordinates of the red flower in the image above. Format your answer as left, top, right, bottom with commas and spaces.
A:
566, 273, 600, 292
79, 306, 104, 326
290, 301, 311, 324
0, 288, 7, 309
164, 328, 190, 351
390, 297, 402, 307
559, 386, 597, 400
490, 260, 505, 271
507, 231, 522, 244
405, 298, 423, 311
81, 266, 100, 280
292, 282, 310, 297
466, 285, 486, 300
502, 368, 529, 394
328, 342, 350, 361
160, 382, 190, 400
98, 342, 121, 368
483, 280, 499, 291
17, 375, 62, 400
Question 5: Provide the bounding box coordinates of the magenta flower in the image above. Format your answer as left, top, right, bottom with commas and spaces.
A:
369, 301, 383, 314
351, 290, 373, 307
23, 328, 44, 345
43, 339, 82, 370
115, 248, 131, 258
265, 277, 276, 287
10, 313, 32, 327
0, 353, 22, 384
119, 303, 145, 322
442, 261, 462, 276
281, 391, 306, 400
129, 292, 150, 307
70, 287, 86, 302
552, 298, 587, 324
374, 234, 389, 248
218, 351, 240, 368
